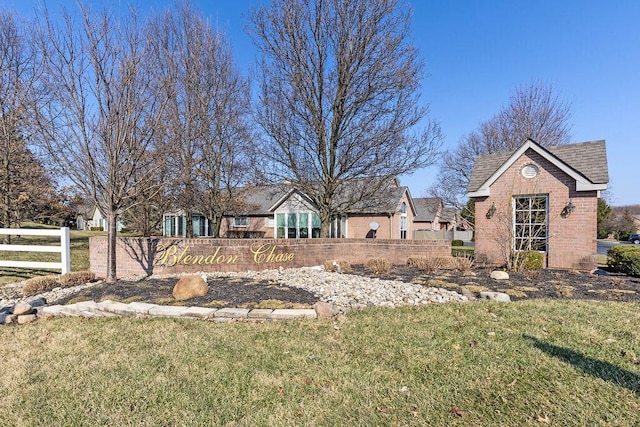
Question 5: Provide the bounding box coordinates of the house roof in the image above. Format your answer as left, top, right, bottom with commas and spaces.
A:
440, 207, 457, 223
467, 139, 608, 197
413, 197, 442, 222
234, 179, 412, 216
345, 185, 413, 215
234, 185, 292, 215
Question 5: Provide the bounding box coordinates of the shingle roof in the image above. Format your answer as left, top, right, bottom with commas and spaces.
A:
344, 185, 410, 214
413, 197, 442, 222
546, 140, 608, 184
233, 185, 292, 215
440, 207, 457, 223
468, 139, 608, 193
233, 179, 409, 216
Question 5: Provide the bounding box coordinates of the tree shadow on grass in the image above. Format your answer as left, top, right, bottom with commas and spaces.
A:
524, 335, 640, 397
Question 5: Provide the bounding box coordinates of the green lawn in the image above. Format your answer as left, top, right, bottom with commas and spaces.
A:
0, 223, 105, 285
1, 300, 639, 425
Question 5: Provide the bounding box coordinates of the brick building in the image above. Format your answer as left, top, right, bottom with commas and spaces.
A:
163, 178, 419, 240
468, 139, 608, 269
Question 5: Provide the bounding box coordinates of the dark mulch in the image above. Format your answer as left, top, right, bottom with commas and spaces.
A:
53, 265, 640, 308
55, 275, 320, 308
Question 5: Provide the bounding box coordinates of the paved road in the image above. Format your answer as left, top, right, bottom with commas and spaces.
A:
597, 240, 636, 255
463, 240, 629, 255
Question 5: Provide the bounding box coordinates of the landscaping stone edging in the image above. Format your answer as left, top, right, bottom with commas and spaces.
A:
1, 300, 333, 325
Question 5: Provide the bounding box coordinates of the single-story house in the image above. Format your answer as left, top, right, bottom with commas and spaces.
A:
412, 198, 446, 230
467, 139, 608, 269
76, 205, 123, 232
163, 178, 419, 239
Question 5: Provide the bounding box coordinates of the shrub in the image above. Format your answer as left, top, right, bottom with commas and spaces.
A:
607, 245, 640, 271
22, 275, 59, 297
323, 259, 351, 273
408, 255, 450, 273
451, 240, 464, 247
450, 255, 474, 272
90, 226, 104, 231
522, 251, 544, 270
607, 245, 640, 277
511, 251, 544, 271
365, 258, 391, 275
59, 271, 96, 287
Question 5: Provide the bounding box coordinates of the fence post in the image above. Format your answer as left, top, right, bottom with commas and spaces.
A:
61, 227, 71, 274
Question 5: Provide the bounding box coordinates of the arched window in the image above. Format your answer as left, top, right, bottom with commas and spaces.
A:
400, 202, 407, 239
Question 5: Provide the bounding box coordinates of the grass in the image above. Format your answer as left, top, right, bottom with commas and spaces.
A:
0, 222, 105, 285
452, 246, 474, 257
1, 300, 639, 426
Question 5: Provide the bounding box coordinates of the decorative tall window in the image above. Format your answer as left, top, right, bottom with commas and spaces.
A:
400, 202, 407, 239
513, 195, 547, 252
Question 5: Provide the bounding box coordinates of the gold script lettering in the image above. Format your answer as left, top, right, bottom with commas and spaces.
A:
250, 242, 295, 264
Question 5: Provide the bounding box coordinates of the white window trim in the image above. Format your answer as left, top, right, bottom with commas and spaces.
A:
233, 216, 249, 228
512, 194, 548, 252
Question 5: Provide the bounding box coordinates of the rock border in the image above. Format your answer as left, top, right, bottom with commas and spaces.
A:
1, 299, 333, 325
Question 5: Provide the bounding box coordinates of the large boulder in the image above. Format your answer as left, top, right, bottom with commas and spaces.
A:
13, 302, 34, 316
172, 275, 209, 301
490, 270, 510, 281
479, 291, 511, 302
313, 302, 340, 318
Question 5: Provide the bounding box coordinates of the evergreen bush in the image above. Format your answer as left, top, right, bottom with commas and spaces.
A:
607, 245, 640, 277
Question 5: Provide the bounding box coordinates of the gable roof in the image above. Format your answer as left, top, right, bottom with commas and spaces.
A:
467, 139, 608, 197
413, 197, 443, 222
232, 179, 412, 216
345, 185, 414, 215
440, 207, 457, 223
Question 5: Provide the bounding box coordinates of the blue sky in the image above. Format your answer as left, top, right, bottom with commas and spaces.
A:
7, 0, 639, 206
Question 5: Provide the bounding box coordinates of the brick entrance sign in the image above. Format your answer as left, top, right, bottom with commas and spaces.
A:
89, 237, 451, 278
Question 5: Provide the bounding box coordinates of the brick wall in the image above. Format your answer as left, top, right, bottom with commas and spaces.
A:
90, 236, 451, 278
474, 149, 597, 270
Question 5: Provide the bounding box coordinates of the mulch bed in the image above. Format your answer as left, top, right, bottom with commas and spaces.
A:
54, 275, 320, 309
53, 265, 640, 308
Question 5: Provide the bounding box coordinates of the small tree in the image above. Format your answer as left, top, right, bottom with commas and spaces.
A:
148, 1, 253, 237
249, 0, 442, 236
597, 198, 614, 239
615, 209, 637, 241
34, 5, 166, 281
430, 82, 573, 209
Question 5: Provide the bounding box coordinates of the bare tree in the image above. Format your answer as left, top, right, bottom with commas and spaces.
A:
249, 0, 442, 236
0, 11, 35, 237
148, 1, 253, 237
34, 5, 166, 281
429, 82, 572, 212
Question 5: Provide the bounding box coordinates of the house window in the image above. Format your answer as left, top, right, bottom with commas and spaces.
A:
330, 215, 347, 238
275, 212, 321, 238
193, 215, 212, 237
400, 202, 407, 239
513, 195, 547, 252
164, 215, 178, 236
233, 216, 249, 227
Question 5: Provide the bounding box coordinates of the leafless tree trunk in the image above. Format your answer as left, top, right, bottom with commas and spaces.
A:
249, 0, 442, 236
33, 5, 166, 281
148, 2, 253, 238
429, 81, 573, 213
0, 11, 47, 242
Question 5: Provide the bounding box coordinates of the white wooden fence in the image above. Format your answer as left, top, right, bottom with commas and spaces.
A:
0, 228, 71, 274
